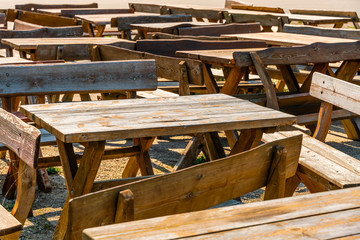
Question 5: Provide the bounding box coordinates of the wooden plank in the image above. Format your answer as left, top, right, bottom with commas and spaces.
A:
233, 41, 360, 67
0, 205, 22, 236
113, 14, 192, 31
283, 24, 360, 39
0, 60, 157, 97
0, 108, 40, 168
82, 187, 360, 240
151, 32, 238, 40
289, 9, 359, 22
161, 5, 222, 21
310, 73, 360, 115
137, 39, 266, 57
15, 3, 98, 11
69, 135, 301, 239
61, 8, 133, 18
7, 9, 79, 27
178, 23, 261, 36
20, 94, 296, 143
128, 3, 162, 14
224, 10, 289, 27
231, 4, 285, 13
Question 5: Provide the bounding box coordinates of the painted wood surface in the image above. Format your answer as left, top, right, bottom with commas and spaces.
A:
83, 186, 360, 240
20, 94, 296, 143
0, 60, 157, 97
70, 135, 301, 239
0, 205, 22, 236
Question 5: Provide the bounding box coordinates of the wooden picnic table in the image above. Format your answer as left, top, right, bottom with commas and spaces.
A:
82, 186, 360, 239
1, 37, 135, 60
222, 31, 357, 46
75, 13, 158, 37
0, 205, 22, 237
20, 93, 296, 238
129, 22, 221, 37
225, 9, 353, 31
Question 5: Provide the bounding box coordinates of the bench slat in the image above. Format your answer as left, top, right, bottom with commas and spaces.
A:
0, 205, 22, 236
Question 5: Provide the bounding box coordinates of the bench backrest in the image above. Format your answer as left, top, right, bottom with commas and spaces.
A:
89, 44, 204, 85
111, 14, 192, 31
151, 32, 238, 40
0, 61, 157, 97
231, 4, 285, 13
60, 8, 134, 18
233, 40, 360, 67
224, 11, 289, 28
310, 73, 360, 115
68, 134, 302, 239
283, 24, 360, 40
0, 108, 40, 168
128, 3, 162, 14
15, 3, 98, 12
178, 23, 261, 36
160, 5, 223, 22
6, 9, 79, 27
136, 39, 267, 57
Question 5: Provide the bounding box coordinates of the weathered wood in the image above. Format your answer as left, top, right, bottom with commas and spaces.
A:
231, 4, 285, 13
90, 44, 204, 85
178, 23, 261, 36
131, 22, 221, 35
312, 101, 333, 141
128, 3, 162, 14
69, 135, 302, 239
0, 108, 40, 168
20, 94, 296, 143
283, 24, 360, 39
234, 41, 360, 67
15, 3, 98, 11
137, 39, 266, 57
6, 9, 79, 27
82, 186, 360, 240
0, 60, 157, 97
60, 8, 133, 18
174, 133, 205, 170
113, 14, 192, 31
224, 10, 289, 28
160, 5, 223, 22
226, 32, 357, 47
151, 32, 239, 40
0, 205, 22, 236
289, 9, 360, 28
114, 189, 135, 223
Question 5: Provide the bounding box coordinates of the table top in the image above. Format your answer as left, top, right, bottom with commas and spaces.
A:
20, 94, 296, 143
222, 32, 357, 46
82, 186, 360, 239
75, 12, 158, 25
227, 9, 353, 24
176, 48, 265, 65
0, 205, 22, 236
129, 21, 221, 32
0, 56, 32, 65
1, 37, 133, 50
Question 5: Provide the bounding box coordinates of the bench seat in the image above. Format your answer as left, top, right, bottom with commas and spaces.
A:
263, 130, 360, 191
0, 205, 22, 236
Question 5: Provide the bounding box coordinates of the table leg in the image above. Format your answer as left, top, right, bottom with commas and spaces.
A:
122, 137, 155, 178
53, 140, 105, 240
230, 128, 263, 155
203, 63, 219, 94
83, 21, 95, 37
95, 25, 106, 37
220, 67, 246, 95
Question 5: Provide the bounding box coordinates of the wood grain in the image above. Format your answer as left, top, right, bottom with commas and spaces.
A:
15, 3, 98, 11
69, 135, 301, 239
0, 205, 22, 236
178, 23, 261, 36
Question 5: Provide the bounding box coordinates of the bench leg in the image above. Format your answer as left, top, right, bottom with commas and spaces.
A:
2, 152, 18, 199
297, 171, 328, 193
4, 160, 36, 240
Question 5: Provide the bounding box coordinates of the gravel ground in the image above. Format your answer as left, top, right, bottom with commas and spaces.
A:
1, 120, 358, 239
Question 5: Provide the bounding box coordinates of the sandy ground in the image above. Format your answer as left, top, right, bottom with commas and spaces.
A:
0, 120, 359, 239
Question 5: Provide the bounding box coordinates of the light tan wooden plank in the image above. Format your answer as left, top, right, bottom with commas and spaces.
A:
0, 205, 22, 236
82, 186, 360, 240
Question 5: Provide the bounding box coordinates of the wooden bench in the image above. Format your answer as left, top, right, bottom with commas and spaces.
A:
15, 3, 98, 12
283, 24, 360, 39
160, 5, 224, 22
151, 32, 239, 40
90, 39, 265, 96
110, 14, 192, 40
0, 108, 41, 239
0, 60, 157, 199
262, 72, 360, 193
289, 9, 360, 29
6, 9, 79, 27
0, 205, 22, 237
128, 3, 162, 14
67, 135, 302, 239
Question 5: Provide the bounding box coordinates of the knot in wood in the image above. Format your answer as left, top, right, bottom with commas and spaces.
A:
197, 173, 203, 180
186, 192, 194, 199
